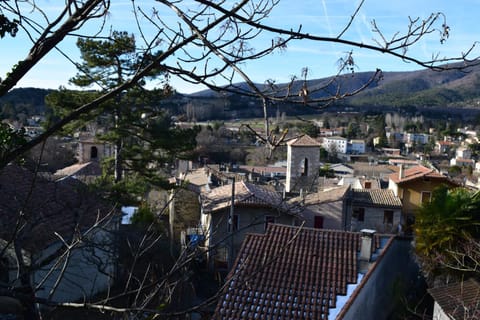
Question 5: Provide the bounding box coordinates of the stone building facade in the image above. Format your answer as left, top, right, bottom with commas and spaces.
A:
285, 135, 321, 193
77, 137, 113, 163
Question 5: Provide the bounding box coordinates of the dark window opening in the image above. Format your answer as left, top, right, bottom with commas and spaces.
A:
421, 191, 432, 204
384, 210, 394, 224
353, 207, 365, 222
90, 146, 98, 159
314, 216, 324, 229
301, 158, 308, 176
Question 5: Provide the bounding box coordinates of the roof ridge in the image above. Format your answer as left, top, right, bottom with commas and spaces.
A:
214, 223, 393, 319
287, 134, 321, 146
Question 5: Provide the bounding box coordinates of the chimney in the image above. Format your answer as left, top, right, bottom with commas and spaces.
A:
359, 229, 376, 262
399, 164, 404, 180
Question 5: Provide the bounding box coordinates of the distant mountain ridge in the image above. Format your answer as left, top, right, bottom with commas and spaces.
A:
2, 63, 480, 120
347, 64, 480, 108
190, 63, 480, 109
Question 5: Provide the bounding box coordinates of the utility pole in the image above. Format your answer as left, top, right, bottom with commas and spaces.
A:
228, 177, 235, 268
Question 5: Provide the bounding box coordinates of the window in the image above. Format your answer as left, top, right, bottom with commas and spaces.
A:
384, 210, 394, 224
314, 216, 324, 229
265, 215, 275, 230
301, 158, 309, 176
353, 207, 365, 222
364, 181, 372, 189
421, 191, 432, 204
227, 214, 239, 232
90, 146, 98, 159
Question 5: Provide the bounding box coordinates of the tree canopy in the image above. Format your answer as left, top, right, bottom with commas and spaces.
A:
415, 186, 480, 283
0, 0, 478, 167
0, 1, 480, 318
47, 31, 198, 203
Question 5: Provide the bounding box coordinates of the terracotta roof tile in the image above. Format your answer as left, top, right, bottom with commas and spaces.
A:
287, 135, 321, 147
428, 279, 480, 320
352, 189, 402, 208
178, 168, 211, 186
388, 165, 446, 184
214, 224, 385, 319
0, 164, 117, 252
300, 186, 350, 205
201, 181, 289, 213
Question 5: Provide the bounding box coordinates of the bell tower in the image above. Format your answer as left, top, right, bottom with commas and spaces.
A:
285, 135, 321, 193
77, 136, 113, 163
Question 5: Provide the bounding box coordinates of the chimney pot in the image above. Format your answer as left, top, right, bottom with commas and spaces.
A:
359, 229, 376, 262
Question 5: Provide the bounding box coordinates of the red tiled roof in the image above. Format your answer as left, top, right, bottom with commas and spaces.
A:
178, 168, 210, 186
388, 165, 446, 184
287, 135, 321, 147
428, 279, 480, 320
201, 181, 288, 213
352, 189, 402, 208
301, 185, 350, 205
0, 164, 117, 252
214, 224, 384, 319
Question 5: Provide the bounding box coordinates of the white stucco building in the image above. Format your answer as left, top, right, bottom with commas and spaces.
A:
323, 136, 348, 154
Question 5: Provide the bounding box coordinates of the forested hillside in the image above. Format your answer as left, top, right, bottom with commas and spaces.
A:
2, 63, 480, 123
0, 88, 52, 120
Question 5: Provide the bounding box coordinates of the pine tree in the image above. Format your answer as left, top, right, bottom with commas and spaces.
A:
47, 31, 198, 205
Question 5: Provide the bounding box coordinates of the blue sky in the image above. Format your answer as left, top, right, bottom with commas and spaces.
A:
1, 0, 478, 93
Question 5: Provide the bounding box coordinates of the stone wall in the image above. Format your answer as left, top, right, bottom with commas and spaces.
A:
341, 237, 420, 320
350, 207, 402, 233
286, 145, 320, 192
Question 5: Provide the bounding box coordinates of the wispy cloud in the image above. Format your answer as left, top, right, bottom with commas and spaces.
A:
321, 0, 333, 38
355, 12, 371, 44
